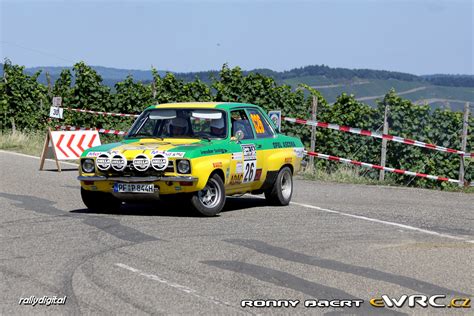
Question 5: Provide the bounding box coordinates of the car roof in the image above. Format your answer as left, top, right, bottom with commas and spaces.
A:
145, 102, 261, 111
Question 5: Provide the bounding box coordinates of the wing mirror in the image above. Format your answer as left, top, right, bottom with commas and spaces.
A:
231, 130, 244, 142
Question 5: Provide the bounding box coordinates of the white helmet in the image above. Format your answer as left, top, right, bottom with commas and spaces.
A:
170, 117, 188, 134
210, 118, 225, 129
171, 117, 188, 128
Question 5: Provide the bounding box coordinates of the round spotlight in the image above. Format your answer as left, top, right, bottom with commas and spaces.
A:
133, 154, 150, 171
111, 154, 127, 171
96, 153, 111, 171
151, 154, 168, 171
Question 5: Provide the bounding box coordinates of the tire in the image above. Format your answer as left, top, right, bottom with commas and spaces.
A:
264, 167, 293, 206
190, 173, 226, 216
81, 188, 122, 212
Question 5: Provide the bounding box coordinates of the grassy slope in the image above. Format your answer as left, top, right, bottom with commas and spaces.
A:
283, 76, 474, 110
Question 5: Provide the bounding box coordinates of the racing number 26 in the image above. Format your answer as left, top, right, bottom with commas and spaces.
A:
244, 161, 255, 182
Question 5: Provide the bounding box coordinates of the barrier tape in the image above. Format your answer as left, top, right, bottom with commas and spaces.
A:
65, 108, 139, 118
305, 151, 464, 184
283, 116, 472, 157
55, 125, 127, 136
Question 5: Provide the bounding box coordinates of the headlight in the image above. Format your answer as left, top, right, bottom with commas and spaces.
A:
82, 159, 95, 173
177, 160, 190, 174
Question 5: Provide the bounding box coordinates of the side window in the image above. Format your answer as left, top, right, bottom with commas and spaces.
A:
231, 110, 255, 140
247, 109, 275, 138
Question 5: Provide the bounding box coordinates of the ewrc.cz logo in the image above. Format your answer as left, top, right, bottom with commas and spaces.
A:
370, 295, 471, 308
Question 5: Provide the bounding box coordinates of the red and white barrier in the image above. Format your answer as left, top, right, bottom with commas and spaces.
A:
65, 107, 139, 118
283, 116, 470, 156
55, 125, 127, 136
305, 151, 464, 184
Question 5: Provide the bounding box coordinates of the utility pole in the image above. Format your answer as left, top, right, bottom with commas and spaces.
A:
379, 103, 390, 181
151, 80, 157, 100
309, 95, 318, 172
46, 71, 52, 98
459, 102, 470, 187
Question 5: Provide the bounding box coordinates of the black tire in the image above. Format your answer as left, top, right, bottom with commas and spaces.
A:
264, 167, 293, 206
190, 173, 226, 216
81, 188, 122, 212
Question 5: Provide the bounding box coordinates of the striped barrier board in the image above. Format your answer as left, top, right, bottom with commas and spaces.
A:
283, 116, 471, 157
40, 129, 101, 172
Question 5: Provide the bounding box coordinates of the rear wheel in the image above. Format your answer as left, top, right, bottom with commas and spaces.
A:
264, 167, 293, 206
190, 173, 226, 216
81, 188, 122, 212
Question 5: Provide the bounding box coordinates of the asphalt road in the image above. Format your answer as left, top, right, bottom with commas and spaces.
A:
1, 150, 473, 315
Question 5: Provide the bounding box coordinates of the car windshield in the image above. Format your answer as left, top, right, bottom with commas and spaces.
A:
127, 109, 227, 139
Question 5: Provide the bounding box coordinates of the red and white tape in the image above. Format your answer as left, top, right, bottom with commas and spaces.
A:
283, 116, 472, 157
305, 151, 464, 184
65, 108, 139, 118
55, 125, 127, 136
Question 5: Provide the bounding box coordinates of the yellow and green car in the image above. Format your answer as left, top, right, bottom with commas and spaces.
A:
78, 102, 304, 216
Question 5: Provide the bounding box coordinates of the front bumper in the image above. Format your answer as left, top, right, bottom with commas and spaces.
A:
77, 175, 198, 183
78, 175, 199, 196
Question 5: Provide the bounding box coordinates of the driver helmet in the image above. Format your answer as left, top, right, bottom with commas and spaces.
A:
170, 117, 188, 135
210, 117, 225, 136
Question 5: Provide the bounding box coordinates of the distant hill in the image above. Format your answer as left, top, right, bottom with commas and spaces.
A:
1, 63, 472, 111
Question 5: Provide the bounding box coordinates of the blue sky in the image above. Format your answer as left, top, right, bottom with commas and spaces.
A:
0, 0, 472, 74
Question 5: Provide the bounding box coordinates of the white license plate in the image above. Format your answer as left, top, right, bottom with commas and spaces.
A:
113, 183, 155, 193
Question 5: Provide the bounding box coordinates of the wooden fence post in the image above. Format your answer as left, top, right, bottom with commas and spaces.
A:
379, 103, 390, 181
459, 102, 470, 187
309, 96, 318, 172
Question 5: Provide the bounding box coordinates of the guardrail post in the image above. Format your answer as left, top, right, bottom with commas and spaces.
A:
379, 103, 390, 181
459, 102, 469, 187
309, 96, 318, 172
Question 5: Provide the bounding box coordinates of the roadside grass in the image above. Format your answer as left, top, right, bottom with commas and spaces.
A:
0, 130, 45, 156
300, 165, 396, 186
300, 164, 473, 193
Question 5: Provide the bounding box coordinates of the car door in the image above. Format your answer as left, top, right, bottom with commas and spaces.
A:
226, 109, 258, 193
226, 108, 276, 193
244, 107, 277, 190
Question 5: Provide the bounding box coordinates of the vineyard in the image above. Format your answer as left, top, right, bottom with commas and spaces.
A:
0, 59, 472, 188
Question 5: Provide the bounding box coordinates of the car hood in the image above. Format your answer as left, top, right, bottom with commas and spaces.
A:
82, 138, 208, 159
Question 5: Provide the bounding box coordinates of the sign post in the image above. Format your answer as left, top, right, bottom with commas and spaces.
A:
49, 97, 64, 119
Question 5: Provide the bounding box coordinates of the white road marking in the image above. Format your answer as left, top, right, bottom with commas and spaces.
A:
115, 263, 234, 308
290, 201, 474, 244
0, 150, 78, 166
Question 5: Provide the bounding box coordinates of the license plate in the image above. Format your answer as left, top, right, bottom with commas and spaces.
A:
113, 183, 155, 193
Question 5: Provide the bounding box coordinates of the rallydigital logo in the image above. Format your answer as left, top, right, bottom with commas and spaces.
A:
18, 296, 67, 306
370, 295, 471, 309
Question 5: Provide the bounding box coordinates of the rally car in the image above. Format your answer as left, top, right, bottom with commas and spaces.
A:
78, 102, 304, 216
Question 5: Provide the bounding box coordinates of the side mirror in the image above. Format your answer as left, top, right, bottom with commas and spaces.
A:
231, 130, 244, 142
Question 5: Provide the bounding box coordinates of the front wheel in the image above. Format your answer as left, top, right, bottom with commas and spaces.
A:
81, 188, 122, 212
264, 167, 293, 206
190, 174, 226, 216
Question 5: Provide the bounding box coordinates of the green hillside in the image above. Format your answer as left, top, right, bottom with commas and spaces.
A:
282, 77, 473, 111
1, 62, 472, 111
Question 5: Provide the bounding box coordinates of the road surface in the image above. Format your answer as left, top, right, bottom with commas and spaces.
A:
0, 150, 472, 315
